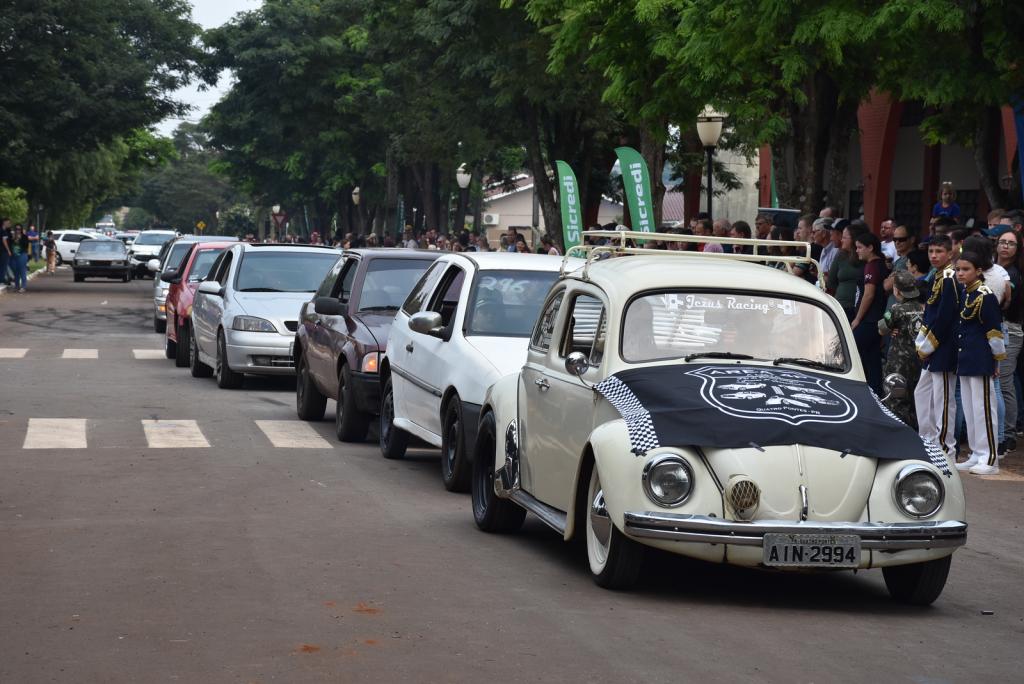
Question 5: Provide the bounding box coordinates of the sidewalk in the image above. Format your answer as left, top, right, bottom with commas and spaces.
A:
0, 261, 51, 295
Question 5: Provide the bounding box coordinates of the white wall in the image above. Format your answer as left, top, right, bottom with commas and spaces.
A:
484, 187, 622, 235
697, 148, 760, 221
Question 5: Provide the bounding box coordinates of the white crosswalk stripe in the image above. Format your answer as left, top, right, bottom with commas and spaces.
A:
132, 349, 165, 360
23, 418, 88, 449
0, 348, 29, 358
255, 420, 334, 449
62, 348, 98, 359
141, 419, 210, 448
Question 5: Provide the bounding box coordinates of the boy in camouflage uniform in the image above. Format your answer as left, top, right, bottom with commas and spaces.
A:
879, 270, 925, 427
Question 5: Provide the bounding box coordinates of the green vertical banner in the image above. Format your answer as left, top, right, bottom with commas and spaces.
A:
615, 146, 655, 240
555, 160, 582, 250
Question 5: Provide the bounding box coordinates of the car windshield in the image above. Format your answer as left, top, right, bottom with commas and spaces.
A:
166, 242, 194, 269
235, 251, 339, 292
78, 240, 126, 256
359, 258, 436, 310
134, 232, 174, 246
621, 291, 847, 368
188, 248, 227, 281
464, 269, 559, 337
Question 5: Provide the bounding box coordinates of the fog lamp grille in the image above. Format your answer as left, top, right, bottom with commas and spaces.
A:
726, 477, 760, 520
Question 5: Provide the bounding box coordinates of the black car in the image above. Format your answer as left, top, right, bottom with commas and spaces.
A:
72, 239, 132, 282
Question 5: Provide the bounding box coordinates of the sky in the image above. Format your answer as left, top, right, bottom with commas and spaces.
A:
154, 0, 261, 136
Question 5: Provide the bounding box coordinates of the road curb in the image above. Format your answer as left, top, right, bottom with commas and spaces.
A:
0, 262, 49, 296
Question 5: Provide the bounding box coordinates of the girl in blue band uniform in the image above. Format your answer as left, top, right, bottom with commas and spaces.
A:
955, 251, 1006, 475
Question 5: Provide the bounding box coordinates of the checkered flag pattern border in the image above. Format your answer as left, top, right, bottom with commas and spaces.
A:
595, 375, 660, 455
870, 389, 952, 477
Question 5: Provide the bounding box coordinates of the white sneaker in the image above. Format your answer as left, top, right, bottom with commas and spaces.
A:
969, 463, 999, 476
955, 455, 980, 471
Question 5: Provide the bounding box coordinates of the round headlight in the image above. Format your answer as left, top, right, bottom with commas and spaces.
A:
894, 465, 944, 518
642, 455, 694, 507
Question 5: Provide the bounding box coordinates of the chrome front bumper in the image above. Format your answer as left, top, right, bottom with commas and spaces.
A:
623, 512, 967, 551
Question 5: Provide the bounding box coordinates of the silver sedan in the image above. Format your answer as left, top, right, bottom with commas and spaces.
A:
189, 243, 341, 388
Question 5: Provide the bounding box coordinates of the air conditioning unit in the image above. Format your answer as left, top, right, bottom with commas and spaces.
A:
482, 212, 500, 226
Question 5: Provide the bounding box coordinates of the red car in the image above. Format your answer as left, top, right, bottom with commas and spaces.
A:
163, 242, 233, 367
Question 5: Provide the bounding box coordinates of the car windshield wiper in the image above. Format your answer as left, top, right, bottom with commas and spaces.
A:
239, 287, 283, 292
359, 305, 399, 312
772, 357, 845, 372
683, 352, 755, 362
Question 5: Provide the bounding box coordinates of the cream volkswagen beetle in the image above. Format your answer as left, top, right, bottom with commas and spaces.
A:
472, 231, 967, 605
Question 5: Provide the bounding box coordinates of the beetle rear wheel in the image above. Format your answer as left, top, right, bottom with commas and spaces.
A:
882, 555, 952, 606
585, 463, 643, 589
471, 412, 525, 532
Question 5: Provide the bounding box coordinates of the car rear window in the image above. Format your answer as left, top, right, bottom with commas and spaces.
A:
133, 232, 174, 246
188, 248, 227, 281
234, 251, 340, 292
359, 258, 436, 311
78, 241, 126, 255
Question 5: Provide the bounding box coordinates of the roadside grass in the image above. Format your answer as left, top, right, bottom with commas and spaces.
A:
28, 260, 46, 274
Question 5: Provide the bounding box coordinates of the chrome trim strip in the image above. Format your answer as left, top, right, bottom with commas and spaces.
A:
391, 366, 443, 398
509, 490, 567, 535
623, 512, 967, 550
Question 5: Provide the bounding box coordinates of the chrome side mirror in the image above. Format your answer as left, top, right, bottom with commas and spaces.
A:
409, 311, 444, 337
882, 373, 907, 401
565, 351, 590, 377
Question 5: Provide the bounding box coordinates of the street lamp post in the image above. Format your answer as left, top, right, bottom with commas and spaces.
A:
696, 106, 725, 220
456, 163, 471, 233
351, 186, 361, 236
271, 204, 281, 241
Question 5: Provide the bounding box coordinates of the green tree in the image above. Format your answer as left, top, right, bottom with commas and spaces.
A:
0, 186, 29, 224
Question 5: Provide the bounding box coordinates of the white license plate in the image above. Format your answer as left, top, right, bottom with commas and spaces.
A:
763, 533, 860, 568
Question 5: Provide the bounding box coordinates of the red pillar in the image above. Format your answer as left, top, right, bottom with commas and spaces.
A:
758, 145, 772, 208
683, 171, 702, 225
857, 91, 904, 233
1002, 105, 1017, 174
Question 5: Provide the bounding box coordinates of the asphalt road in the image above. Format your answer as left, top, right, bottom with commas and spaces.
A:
1, 269, 1022, 683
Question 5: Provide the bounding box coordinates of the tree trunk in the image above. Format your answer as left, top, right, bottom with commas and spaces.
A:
975, 105, 1006, 210
640, 124, 667, 227
773, 73, 840, 215
825, 101, 857, 216
523, 105, 560, 242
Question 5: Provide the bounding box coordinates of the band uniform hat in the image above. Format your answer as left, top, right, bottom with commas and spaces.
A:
893, 269, 920, 299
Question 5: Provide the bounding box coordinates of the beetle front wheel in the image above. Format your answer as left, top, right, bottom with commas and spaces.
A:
585, 462, 643, 589
882, 555, 952, 606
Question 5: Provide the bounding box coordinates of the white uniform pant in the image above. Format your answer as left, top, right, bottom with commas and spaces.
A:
960, 375, 999, 467
915, 369, 956, 454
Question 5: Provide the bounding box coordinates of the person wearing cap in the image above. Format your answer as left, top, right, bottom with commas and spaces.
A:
879, 270, 925, 426
817, 218, 839, 273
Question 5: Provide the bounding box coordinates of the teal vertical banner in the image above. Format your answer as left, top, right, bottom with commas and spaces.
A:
555, 160, 582, 250
615, 146, 655, 237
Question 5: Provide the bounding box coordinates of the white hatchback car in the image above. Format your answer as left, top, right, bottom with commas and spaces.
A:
381, 252, 575, 491
472, 231, 967, 604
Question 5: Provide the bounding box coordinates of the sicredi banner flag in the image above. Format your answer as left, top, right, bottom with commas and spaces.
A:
555, 160, 582, 250
615, 146, 654, 237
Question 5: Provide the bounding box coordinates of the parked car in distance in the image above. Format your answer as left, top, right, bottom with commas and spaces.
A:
294, 249, 441, 441
190, 243, 341, 388
381, 252, 570, 491
163, 242, 233, 367
52, 230, 103, 265
72, 238, 132, 282
472, 230, 966, 604
128, 230, 176, 277
149, 235, 238, 333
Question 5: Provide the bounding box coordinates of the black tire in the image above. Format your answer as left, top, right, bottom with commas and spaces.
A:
154, 314, 166, 334
73, 274, 83, 282
472, 411, 526, 532
56, 253, 64, 266
189, 329, 213, 378
379, 375, 409, 460
174, 321, 190, 368
121, 273, 129, 283
882, 555, 952, 606
164, 331, 176, 359
215, 330, 244, 389
584, 462, 644, 590
295, 351, 327, 421
441, 396, 472, 492
336, 364, 370, 442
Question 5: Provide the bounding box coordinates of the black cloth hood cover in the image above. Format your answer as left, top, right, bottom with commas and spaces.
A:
595, 364, 950, 477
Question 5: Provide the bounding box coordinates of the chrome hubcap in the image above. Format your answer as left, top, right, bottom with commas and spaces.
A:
590, 487, 611, 547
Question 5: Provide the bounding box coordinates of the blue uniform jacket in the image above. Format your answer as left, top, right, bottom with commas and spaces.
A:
916, 265, 962, 372
956, 280, 1006, 376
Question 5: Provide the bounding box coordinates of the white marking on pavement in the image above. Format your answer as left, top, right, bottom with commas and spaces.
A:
24, 418, 88, 449
255, 420, 333, 449
142, 420, 210, 448
101, 300, 108, 306
132, 349, 165, 359
0, 348, 29, 358
62, 348, 98, 359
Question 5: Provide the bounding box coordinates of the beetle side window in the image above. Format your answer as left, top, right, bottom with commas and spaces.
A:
559, 294, 606, 366
316, 256, 345, 297
530, 290, 565, 352
402, 261, 446, 315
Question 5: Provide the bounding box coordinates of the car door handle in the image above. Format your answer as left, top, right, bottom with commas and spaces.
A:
534, 377, 550, 391
406, 343, 414, 353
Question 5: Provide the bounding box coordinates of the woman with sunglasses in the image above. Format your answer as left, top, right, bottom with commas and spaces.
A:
995, 228, 1024, 452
